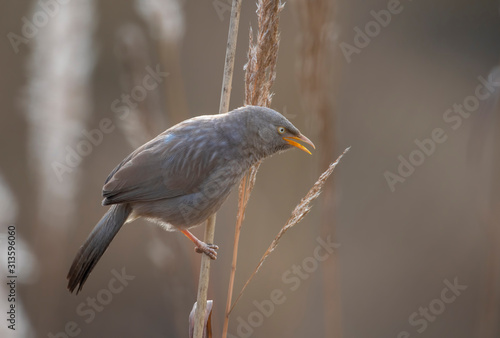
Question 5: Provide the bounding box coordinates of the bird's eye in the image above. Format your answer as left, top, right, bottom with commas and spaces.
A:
277, 127, 286, 134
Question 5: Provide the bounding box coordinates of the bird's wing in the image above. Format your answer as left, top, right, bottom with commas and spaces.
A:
102, 128, 222, 205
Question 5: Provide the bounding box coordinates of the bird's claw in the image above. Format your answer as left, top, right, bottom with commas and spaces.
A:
195, 243, 219, 260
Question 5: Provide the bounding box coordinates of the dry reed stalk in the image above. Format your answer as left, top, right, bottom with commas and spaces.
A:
190, 300, 214, 338
222, 165, 257, 336
293, 1, 341, 336
222, 1, 284, 337
193, 1, 243, 337
244, 0, 284, 107
228, 147, 349, 313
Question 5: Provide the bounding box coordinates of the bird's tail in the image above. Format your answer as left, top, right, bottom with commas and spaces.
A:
67, 203, 132, 294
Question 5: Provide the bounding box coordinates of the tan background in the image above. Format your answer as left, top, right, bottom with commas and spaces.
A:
1, 0, 500, 337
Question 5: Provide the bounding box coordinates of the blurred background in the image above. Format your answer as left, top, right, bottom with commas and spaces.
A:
1, 0, 500, 337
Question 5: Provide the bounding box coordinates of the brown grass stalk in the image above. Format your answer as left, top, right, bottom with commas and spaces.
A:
293, 1, 341, 336
222, 172, 248, 337
228, 147, 349, 313
193, 0, 242, 337
222, 1, 284, 337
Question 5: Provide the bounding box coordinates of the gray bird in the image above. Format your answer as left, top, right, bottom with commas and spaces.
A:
67, 105, 315, 293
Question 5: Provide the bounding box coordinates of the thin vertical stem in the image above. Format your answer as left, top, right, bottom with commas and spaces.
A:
193, 215, 217, 338
222, 1, 283, 335
218, 0, 243, 115
222, 175, 248, 337
192, 0, 242, 337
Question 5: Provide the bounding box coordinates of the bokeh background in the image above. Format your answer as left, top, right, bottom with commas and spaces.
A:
1, 0, 500, 337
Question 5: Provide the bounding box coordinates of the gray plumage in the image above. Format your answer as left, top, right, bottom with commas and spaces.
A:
67, 105, 314, 293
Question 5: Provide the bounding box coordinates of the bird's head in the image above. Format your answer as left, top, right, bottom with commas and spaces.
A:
232, 106, 315, 157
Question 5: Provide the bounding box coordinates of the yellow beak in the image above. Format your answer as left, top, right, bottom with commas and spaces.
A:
283, 134, 316, 155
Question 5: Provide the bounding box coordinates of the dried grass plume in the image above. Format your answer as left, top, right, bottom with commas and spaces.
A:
222, 2, 285, 337
244, 0, 284, 106
229, 146, 350, 313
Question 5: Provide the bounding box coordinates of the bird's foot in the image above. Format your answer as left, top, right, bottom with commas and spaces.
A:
180, 229, 219, 260
195, 242, 219, 260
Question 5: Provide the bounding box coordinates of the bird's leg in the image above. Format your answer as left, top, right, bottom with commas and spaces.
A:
180, 230, 218, 260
